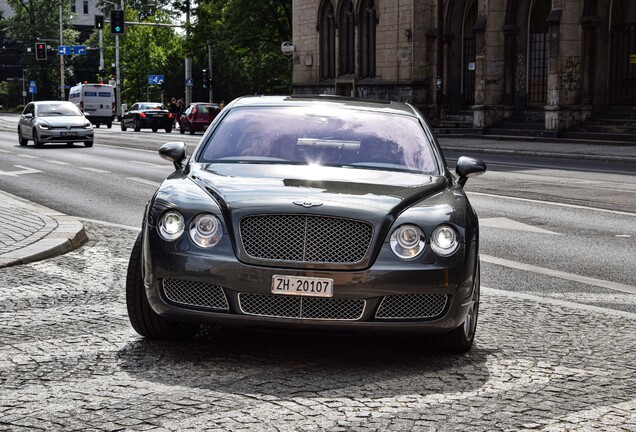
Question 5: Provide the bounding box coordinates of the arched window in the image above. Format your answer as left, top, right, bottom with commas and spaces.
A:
339, 0, 355, 76
359, 0, 376, 78
319, 1, 336, 80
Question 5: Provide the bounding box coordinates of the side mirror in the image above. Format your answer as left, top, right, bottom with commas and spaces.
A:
23, 113, 33, 119
455, 156, 487, 187
159, 141, 187, 170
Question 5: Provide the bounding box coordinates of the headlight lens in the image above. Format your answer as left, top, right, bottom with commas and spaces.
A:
390, 224, 425, 259
83, 122, 93, 129
189, 213, 222, 248
37, 123, 51, 130
158, 211, 184, 241
431, 225, 459, 256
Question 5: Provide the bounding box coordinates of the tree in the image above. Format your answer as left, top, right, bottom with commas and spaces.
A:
3, 0, 79, 100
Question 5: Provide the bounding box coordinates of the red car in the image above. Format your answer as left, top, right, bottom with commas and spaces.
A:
178, 102, 220, 135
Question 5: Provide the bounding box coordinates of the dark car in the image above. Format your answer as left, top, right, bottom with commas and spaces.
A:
126, 95, 486, 353
178, 102, 220, 135
121, 102, 173, 133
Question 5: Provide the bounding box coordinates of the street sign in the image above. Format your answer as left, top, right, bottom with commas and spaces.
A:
147, 75, 164, 85
28, 81, 37, 94
185, 78, 194, 87
73, 45, 87, 55
58, 45, 71, 55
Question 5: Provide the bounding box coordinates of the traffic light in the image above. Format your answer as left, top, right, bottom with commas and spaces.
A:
202, 69, 208, 88
110, 9, 125, 34
35, 43, 47, 60
95, 15, 104, 30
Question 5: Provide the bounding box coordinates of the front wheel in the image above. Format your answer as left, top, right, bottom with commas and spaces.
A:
134, 119, 141, 132
121, 121, 127, 131
439, 262, 480, 353
126, 233, 201, 340
107, 122, 112, 129
165, 126, 172, 133
33, 129, 43, 147
84, 141, 93, 147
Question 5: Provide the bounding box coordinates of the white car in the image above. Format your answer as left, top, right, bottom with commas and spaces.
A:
18, 101, 94, 147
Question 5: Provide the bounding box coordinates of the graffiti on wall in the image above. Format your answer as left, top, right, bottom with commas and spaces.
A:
560, 56, 581, 96
515, 55, 527, 97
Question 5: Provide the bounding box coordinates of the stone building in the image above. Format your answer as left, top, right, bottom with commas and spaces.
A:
292, 0, 636, 135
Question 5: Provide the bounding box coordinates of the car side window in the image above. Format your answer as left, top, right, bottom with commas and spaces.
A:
23, 104, 33, 116
131, 104, 138, 111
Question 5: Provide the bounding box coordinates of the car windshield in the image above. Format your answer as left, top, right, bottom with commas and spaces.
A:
140, 104, 164, 110
198, 106, 439, 174
37, 104, 82, 117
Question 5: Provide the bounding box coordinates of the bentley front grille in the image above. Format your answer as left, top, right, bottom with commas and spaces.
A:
239, 293, 365, 320
375, 294, 448, 320
239, 215, 373, 263
162, 279, 229, 311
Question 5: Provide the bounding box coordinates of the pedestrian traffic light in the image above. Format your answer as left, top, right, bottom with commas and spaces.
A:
110, 9, 125, 34
95, 15, 104, 30
202, 69, 208, 88
35, 43, 47, 60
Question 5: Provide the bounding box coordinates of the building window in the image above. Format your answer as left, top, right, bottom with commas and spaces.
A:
359, 0, 376, 78
71, 1, 76, 13
319, 1, 336, 80
339, 0, 355, 76
83, 0, 89, 14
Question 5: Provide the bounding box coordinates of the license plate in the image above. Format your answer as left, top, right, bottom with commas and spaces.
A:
271, 275, 334, 297
61, 132, 77, 136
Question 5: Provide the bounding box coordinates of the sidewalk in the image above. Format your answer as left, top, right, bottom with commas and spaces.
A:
0, 191, 87, 268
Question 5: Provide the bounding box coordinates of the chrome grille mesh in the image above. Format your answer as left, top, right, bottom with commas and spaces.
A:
162, 279, 229, 311
239, 293, 365, 320
240, 215, 373, 263
375, 294, 448, 319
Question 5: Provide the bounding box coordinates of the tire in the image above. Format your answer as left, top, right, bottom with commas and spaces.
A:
84, 141, 93, 148
107, 122, 112, 129
165, 126, 172, 133
152, 127, 158, 133
134, 119, 141, 132
33, 129, 43, 147
179, 128, 185, 135
18, 127, 28, 146
121, 121, 127, 131
66, 142, 74, 146
439, 262, 480, 353
95, 123, 100, 128
126, 232, 201, 340
189, 130, 195, 135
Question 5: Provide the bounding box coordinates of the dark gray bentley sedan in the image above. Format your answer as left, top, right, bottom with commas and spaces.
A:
126, 95, 486, 352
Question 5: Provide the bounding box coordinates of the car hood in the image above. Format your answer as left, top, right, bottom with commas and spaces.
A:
188, 163, 449, 219
37, 116, 88, 127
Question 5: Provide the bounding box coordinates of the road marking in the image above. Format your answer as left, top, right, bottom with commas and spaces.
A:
127, 177, 160, 187
17, 154, 38, 159
0, 149, 14, 154
468, 191, 636, 217
0, 165, 42, 176
79, 167, 110, 173
481, 254, 636, 294
77, 217, 141, 231
480, 217, 561, 235
45, 160, 70, 165
131, 160, 170, 168
483, 286, 636, 320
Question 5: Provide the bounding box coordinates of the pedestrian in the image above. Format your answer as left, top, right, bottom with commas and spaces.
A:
219, 101, 225, 111
169, 98, 179, 127
177, 99, 185, 118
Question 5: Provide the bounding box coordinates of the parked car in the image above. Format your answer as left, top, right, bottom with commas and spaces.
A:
121, 102, 173, 133
126, 95, 486, 353
17, 101, 94, 147
178, 102, 220, 135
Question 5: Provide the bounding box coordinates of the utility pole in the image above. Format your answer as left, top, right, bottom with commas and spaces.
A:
59, 0, 65, 100
208, 42, 213, 103
185, 0, 192, 106
436, 0, 444, 119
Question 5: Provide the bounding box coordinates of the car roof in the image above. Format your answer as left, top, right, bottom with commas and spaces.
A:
228, 95, 420, 117
32, 100, 75, 105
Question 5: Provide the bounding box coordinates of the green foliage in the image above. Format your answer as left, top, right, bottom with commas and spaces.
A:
194, 0, 293, 102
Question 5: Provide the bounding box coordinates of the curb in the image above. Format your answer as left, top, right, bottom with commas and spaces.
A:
0, 191, 88, 268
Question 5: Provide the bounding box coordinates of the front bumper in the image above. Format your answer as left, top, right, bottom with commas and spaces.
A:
38, 130, 94, 143
142, 228, 479, 334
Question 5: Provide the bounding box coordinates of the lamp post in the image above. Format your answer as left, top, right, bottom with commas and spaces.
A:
59, 0, 65, 100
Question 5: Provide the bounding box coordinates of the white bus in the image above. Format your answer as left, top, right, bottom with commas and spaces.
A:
69, 83, 115, 128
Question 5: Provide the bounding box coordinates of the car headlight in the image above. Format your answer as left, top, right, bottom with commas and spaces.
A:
158, 210, 185, 241
189, 213, 222, 248
37, 123, 51, 130
390, 224, 425, 259
83, 122, 93, 129
430, 225, 459, 256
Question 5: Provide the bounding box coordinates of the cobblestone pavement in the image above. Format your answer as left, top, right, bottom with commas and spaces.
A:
1, 222, 635, 431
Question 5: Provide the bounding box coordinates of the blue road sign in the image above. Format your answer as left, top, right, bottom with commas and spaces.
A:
73, 45, 87, 55
29, 82, 37, 94
185, 78, 194, 87
147, 75, 165, 85
58, 45, 71, 55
